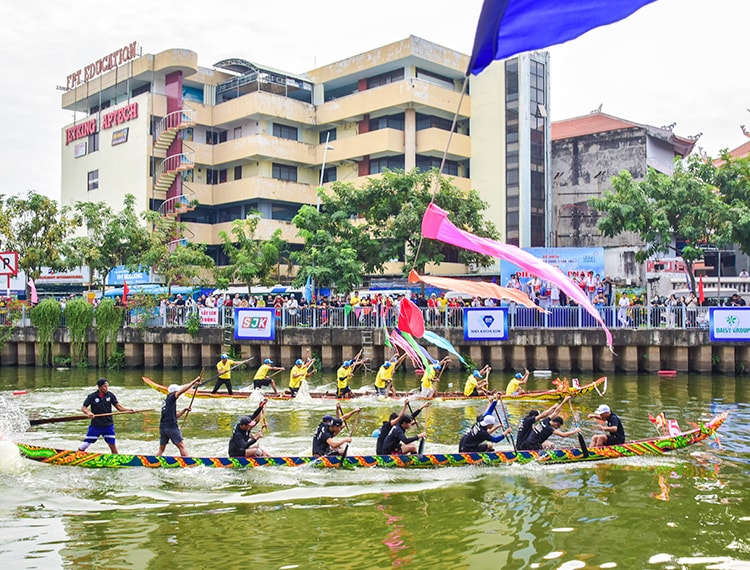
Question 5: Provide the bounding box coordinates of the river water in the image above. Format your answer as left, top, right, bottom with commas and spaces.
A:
0, 367, 747, 569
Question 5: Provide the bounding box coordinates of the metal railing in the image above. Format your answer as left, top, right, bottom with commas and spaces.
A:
2, 304, 713, 332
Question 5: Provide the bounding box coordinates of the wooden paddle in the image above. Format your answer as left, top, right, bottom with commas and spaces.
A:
495, 396, 517, 453
568, 399, 590, 458
181, 368, 205, 428
30, 408, 154, 426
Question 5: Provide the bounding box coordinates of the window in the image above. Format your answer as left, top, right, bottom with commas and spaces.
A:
369, 113, 405, 131
234, 165, 242, 180
88, 131, 99, 153
416, 113, 456, 132
131, 83, 150, 97
319, 128, 337, 143
219, 169, 227, 183
321, 166, 336, 183
273, 123, 298, 141
415, 156, 458, 176
415, 68, 454, 90
234, 126, 242, 139
206, 130, 226, 145
87, 170, 99, 192
206, 169, 219, 184
367, 69, 404, 89
272, 163, 297, 182
369, 156, 404, 174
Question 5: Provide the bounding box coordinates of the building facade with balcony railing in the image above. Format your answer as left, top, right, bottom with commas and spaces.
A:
60, 37, 550, 276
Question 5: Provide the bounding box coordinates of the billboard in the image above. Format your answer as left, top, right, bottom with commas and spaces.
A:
709, 307, 750, 342
500, 247, 604, 284
463, 307, 508, 341
234, 308, 275, 340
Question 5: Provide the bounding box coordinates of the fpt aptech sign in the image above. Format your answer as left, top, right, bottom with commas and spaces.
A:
710, 308, 750, 342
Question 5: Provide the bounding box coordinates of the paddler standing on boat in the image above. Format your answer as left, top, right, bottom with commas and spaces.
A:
464, 365, 492, 397
505, 368, 529, 396
288, 352, 314, 397
156, 376, 202, 457
336, 354, 365, 398
253, 358, 284, 394
78, 378, 135, 454
213, 353, 251, 395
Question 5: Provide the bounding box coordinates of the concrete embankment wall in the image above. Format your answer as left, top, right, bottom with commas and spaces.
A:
1, 327, 748, 374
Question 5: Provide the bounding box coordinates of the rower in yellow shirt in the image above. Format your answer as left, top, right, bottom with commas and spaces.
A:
420, 357, 451, 398
375, 353, 405, 398
505, 368, 529, 396
464, 365, 491, 397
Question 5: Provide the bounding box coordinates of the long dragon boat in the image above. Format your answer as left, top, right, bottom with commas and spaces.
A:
15, 411, 726, 469
141, 375, 607, 402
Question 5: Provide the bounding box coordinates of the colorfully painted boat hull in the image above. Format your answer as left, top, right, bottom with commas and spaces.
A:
141, 376, 607, 402
16, 412, 726, 469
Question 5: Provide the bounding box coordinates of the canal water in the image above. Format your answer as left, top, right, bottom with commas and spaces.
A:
0, 366, 747, 569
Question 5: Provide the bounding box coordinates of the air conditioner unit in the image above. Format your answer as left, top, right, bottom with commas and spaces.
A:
468, 262, 479, 273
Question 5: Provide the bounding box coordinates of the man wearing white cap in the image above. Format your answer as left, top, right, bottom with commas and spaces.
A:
157, 375, 202, 456
588, 404, 625, 447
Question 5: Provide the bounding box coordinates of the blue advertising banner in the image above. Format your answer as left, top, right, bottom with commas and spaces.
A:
463, 308, 508, 341
709, 307, 750, 342
234, 308, 276, 341
106, 265, 153, 286
500, 247, 604, 284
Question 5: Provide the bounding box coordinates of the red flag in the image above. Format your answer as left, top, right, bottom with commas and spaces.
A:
396, 297, 425, 338
122, 280, 130, 305
698, 274, 705, 305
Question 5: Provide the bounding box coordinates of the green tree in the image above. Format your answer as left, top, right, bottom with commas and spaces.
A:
0, 192, 80, 286
217, 214, 286, 292
64, 194, 152, 292
590, 155, 734, 292
142, 212, 215, 292
292, 169, 498, 290
710, 152, 750, 255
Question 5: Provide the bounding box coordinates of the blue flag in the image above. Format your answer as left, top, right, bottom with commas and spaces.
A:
304, 275, 312, 304
468, 0, 659, 76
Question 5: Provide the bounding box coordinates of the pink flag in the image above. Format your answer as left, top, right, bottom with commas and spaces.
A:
421, 203, 613, 349
27, 278, 38, 305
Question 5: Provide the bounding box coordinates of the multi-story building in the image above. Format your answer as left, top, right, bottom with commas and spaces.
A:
550, 110, 697, 281
60, 37, 551, 279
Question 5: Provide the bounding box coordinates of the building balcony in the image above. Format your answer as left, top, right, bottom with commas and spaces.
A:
155, 152, 195, 191
184, 218, 303, 245
154, 108, 196, 152
416, 128, 471, 159
317, 79, 471, 125
192, 136, 317, 166
190, 178, 317, 206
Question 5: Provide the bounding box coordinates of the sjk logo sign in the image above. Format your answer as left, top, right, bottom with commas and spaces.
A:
235, 308, 275, 340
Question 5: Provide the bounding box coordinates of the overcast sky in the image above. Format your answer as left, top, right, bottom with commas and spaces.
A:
1, 0, 748, 201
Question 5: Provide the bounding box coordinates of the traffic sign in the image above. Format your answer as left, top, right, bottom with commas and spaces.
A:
0, 251, 18, 276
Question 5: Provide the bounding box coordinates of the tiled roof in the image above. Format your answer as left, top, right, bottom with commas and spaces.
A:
726, 140, 750, 159
551, 112, 639, 141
